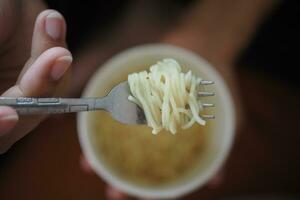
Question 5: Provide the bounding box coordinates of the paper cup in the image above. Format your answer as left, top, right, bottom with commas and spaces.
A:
77, 44, 236, 199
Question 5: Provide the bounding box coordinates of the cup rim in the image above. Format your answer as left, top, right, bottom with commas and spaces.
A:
77, 44, 236, 199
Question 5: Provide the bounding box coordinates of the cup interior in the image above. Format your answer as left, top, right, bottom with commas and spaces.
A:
77, 44, 235, 199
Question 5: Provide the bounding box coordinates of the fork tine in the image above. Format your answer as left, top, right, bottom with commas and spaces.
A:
198, 92, 215, 97
200, 80, 214, 85
201, 114, 215, 119
202, 103, 215, 108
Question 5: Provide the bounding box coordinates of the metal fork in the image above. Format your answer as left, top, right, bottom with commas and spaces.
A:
0, 81, 214, 125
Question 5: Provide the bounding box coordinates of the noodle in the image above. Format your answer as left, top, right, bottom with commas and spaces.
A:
128, 58, 206, 134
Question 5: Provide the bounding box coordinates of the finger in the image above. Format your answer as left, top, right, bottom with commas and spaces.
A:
106, 186, 128, 200
79, 155, 94, 174
0, 47, 71, 153
31, 9, 66, 58
0, 9, 71, 153
79, 158, 128, 200
79, 156, 128, 199
80, 157, 152, 200
0, 106, 18, 154
207, 168, 225, 189
0, 106, 18, 137
3, 47, 72, 97
18, 9, 67, 81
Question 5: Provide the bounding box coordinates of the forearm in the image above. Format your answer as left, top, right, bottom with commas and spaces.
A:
165, 0, 277, 67
164, 0, 278, 129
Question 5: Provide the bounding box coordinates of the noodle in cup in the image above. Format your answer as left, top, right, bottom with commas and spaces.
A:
77, 44, 236, 199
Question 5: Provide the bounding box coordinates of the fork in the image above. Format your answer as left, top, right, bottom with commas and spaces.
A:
0, 81, 215, 125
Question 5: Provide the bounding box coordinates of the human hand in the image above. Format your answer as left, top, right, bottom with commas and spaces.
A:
71, 0, 274, 198
79, 155, 224, 200
0, 1, 72, 154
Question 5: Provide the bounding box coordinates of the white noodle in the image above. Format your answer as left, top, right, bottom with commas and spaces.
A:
128, 58, 206, 134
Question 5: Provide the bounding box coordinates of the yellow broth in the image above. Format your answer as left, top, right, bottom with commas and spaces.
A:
89, 110, 211, 187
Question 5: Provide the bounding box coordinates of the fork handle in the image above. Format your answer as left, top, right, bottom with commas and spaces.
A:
0, 97, 98, 115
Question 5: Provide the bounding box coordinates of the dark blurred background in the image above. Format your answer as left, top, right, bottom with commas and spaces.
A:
237, 0, 299, 86
0, 0, 299, 200
45, 0, 299, 86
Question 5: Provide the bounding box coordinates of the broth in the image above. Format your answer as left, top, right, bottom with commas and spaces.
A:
87, 63, 213, 187
89, 111, 211, 187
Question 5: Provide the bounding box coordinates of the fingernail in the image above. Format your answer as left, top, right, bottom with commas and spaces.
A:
51, 55, 72, 81
45, 12, 63, 40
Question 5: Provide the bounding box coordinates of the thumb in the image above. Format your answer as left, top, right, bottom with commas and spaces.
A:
0, 107, 18, 136
0, 106, 18, 153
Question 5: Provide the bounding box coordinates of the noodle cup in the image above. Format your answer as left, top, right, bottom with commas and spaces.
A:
77, 44, 236, 199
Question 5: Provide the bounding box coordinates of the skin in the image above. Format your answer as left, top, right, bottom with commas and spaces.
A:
79, 1, 276, 199
0, 0, 71, 154
0, 0, 276, 199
